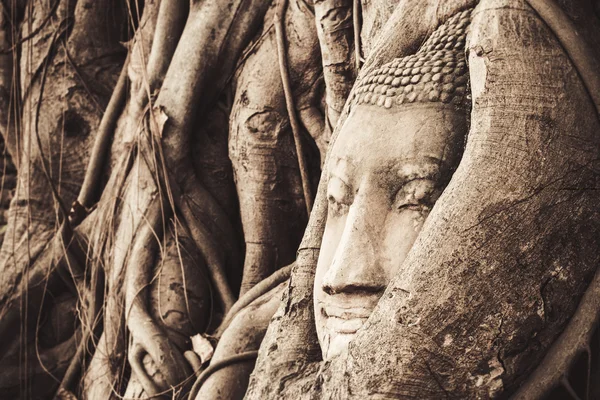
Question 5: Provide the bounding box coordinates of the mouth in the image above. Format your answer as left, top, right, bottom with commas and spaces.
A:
321, 304, 372, 335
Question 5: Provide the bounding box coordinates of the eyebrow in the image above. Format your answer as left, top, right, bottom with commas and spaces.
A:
373, 157, 443, 191
328, 155, 357, 186
328, 155, 444, 196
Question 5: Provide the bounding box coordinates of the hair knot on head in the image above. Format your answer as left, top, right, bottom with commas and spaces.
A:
353, 8, 473, 110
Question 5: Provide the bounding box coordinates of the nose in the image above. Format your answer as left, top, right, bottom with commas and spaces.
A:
321, 199, 387, 296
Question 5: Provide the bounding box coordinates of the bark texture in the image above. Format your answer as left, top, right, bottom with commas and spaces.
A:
230, 0, 322, 295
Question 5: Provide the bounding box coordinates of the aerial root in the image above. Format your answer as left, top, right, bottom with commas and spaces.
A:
125, 197, 192, 394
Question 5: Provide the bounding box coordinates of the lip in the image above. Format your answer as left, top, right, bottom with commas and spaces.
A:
321, 303, 372, 334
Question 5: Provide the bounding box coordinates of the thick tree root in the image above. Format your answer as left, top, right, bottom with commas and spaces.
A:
188, 351, 259, 400
217, 263, 292, 338
230, 0, 322, 295
73, 55, 130, 221
125, 198, 191, 394
525, 0, 600, 113
274, 0, 313, 215
192, 273, 289, 399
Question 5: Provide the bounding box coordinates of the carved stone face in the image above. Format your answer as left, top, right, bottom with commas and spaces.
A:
314, 103, 467, 360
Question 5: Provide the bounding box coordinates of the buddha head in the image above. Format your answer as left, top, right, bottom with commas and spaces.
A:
313, 9, 473, 360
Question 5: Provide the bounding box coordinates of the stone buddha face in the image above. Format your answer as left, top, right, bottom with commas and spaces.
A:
313, 102, 467, 360
312, 6, 472, 360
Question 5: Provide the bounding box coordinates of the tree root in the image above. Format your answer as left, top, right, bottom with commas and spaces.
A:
153, 0, 275, 310
314, 0, 356, 126
144, 0, 189, 93
55, 232, 105, 395
353, 0, 362, 69
73, 54, 130, 221
191, 268, 290, 399
0, 331, 80, 398
125, 198, 191, 394
188, 351, 259, 400
524, 0, 600, 116
0, 213, 92, 361
175, 181, 236, 311
217, 263, 292, 338
274, 0, 313, 215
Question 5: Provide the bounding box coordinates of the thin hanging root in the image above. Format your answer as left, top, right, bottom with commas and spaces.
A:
154, 158, 236, 311
73, 55, 129, 221
50, 222, 83, 287
274, 1, 313, 215
178, 189, 235, 311
57, 331, 93, 395
55, 240, 105, 395
560, 377, 584, 400
56, 306, 99, 395
0, 211, 90, 361
353, 0, 362, 69
53, 245, 83, 297
1, 0, 60, 55
125, 197, 191, 392
176, 169, 239, 265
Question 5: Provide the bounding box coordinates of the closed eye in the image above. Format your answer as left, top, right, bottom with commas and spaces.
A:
396, 203, 428, 212
327, 176, 353, 217
393, 179, 438, 213
328, 196, 350, 217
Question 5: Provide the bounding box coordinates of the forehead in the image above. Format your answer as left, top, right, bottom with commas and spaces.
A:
329, 104, 467, 175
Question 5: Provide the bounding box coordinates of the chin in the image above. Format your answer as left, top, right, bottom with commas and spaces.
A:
315, 299, 376, 360
331, 328, 359, 348
319, 317, 367, 361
